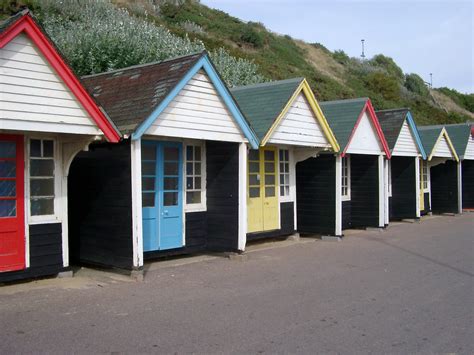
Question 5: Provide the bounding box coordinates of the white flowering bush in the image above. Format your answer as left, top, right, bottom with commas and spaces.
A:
33, 0, 266, 86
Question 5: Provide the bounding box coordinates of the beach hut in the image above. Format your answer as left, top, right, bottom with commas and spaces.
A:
77, 52, 258, 271
418, 126, 460, 214
230, 78, 339, 241
443, 123, 473, 210
0, 11, 121, 282
295, 98, 391, 237
376, 109, 427, 221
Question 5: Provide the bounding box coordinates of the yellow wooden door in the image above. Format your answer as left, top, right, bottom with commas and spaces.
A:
247, 148, 279, 233
419, 160, 425, 211
262, 148, 279, 230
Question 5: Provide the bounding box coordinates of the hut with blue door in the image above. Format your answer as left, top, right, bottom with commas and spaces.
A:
418, 126, 460, 214
230, 78, 340, 242
437, 123, 473, 210
376, 109, 427, 222
77, 52, 259, 271
295, 98, 391, 236
0, 11, 121, 283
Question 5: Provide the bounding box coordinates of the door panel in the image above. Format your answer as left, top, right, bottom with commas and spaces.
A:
0, 135, 25, 272
247, 147, 279, 233
141, 141, 183, 252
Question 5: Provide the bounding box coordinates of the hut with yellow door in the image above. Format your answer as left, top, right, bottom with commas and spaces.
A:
231, 78, 339, 241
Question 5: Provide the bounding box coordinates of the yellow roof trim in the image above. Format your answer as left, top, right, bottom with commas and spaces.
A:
261, 79, 340, 152
428, 127, 459, 162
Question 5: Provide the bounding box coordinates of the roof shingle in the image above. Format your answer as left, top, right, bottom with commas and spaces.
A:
376, 108, 409, 150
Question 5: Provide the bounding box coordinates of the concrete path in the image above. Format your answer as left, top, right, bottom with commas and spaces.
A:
0, 214, 473, 354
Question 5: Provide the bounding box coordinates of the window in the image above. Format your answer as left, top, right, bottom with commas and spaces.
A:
29, 139, 55, 216
279, 149, 290, 197
341, 156, 350, 200
421, 161, 428, 191
185, 144, 205, 208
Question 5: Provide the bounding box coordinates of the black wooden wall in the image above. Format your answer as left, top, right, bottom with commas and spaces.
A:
296, 155, 336, 235
342, 201, 351, 230
68, 141, 134, 270
206, 141, 240, 251
430, 160, 458, 214
390, 157, 417, 220
247, 202, 295, 241
0, 223, 64, 283
350, 154, 379, 228
462, 160, 474, 208
421, 193, 430, 215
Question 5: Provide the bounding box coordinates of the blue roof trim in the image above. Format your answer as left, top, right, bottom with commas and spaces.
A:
406, 111, 427, 160
131, 55, 259, 149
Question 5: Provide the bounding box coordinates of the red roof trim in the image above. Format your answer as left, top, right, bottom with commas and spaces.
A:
0, 13, 121, 142
341, 99, 391, 158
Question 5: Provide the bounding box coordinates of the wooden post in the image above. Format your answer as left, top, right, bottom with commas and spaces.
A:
335, 155, 342, 236
131, 139, 143, 269
238, 142, 248, 251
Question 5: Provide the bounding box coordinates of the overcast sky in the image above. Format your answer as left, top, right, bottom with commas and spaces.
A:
201, 0, 473, 93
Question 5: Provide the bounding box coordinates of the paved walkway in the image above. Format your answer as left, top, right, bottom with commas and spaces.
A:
0, 214, 473, 354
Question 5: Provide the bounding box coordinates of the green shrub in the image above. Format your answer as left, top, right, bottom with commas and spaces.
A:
369, 54, 404, 80
332, 50, 350, 65
405, 73, 429, 97
240, 26, 265, 48
364, 71, 401, 101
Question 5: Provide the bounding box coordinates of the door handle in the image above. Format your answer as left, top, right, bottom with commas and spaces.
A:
162, 210, 169, 216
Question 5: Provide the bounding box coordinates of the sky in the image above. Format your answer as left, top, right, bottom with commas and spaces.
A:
201, 0, 473, 93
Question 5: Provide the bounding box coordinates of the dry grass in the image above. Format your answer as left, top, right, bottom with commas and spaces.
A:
431, 90, 474, 119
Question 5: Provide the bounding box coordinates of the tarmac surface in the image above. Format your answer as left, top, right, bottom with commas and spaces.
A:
0, 214, 473, 354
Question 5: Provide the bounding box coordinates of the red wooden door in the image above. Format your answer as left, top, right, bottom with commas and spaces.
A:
0, 135, 25, 272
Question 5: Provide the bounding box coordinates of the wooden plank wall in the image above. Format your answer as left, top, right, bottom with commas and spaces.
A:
296, 155, 336, 235
0, 223, 64, 283
462, 161, 474, 208
430, 160, 458, 213
350, 154, 379, 228
390, 157, 417, 219
68, 141, 134, 269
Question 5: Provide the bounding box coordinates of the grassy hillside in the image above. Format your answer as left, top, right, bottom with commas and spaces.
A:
2, 0, 473, 125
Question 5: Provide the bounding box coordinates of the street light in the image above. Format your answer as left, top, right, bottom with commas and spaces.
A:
361, 39, 365, 60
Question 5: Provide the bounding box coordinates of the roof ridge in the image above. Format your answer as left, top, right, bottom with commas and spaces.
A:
231, 77, 303, 91
320, 97, 368, 105
81, 51, 205, 79
375, 108, 409, 113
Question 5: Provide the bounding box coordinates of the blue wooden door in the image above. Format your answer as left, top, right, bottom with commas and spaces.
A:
142, 141, 183, 252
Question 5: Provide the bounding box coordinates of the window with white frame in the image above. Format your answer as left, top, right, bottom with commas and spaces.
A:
341, 156, 350, 200
185, 144, 205, 209
29, 139, 55, 216
421, 161, 428, 191
279, 149, 290, 197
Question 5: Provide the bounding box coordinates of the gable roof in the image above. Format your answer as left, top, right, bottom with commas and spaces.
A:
81, 52, 259, 148
426, 123, 473, 160
376, 108, 427, 159
0, 10, 121, 142
230, 78, 339, 150
418, 125, 459, 161
320, 98, 391, 157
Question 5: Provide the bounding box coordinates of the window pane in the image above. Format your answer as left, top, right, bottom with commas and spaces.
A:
284, 150, 289, 160
164, 192, 178, 206
279, 163, 285, 173
142, 145, 156, 160
186, 177, 193, 189
265, 174, 275, 185
280, 174, 285, 185
0, 180, 15, 197
142, 162, 155, 176
43, 140, 54, 157
194, 177, 201, 189
30, 140, 41, 157
186, 191, 201, 204
265, 186, 275, 197
142, 193, 155, 207
249, 162, 259, 173
30, 159, 54, 177
0, 141, 16, 158
264, 162, 275, 173
0, 161, 16, 178
249, 174, 259, 186
195, 163, 201, 175
164, 162, 179, 175
186, 146, 193, 161
164, 177, 178, 190
249, 150, 259, 161
279, 150, 284, 161
194, 146, 201, 161
186, 162, 193, 175
31, 198, 54, 216
30, 179, 54, 197
249, 187, 260, 198
164, 147, 179, 161
0, 200, 16, 218
142, 177, 155, 191
264, 150, 274, 161
280, 186, 285, 196
285, 186, 290, 196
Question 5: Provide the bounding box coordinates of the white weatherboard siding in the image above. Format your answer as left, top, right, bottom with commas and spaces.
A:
268, 93, 331, 148
346, 111, 383, 155
145, 70, 247, 143
392, 120, 419, 156
464, 135, 474, 160
432, 134, 455, 158
0, 34, 101, 135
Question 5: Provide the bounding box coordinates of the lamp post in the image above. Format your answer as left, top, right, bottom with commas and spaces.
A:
361, 39, 366, 60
